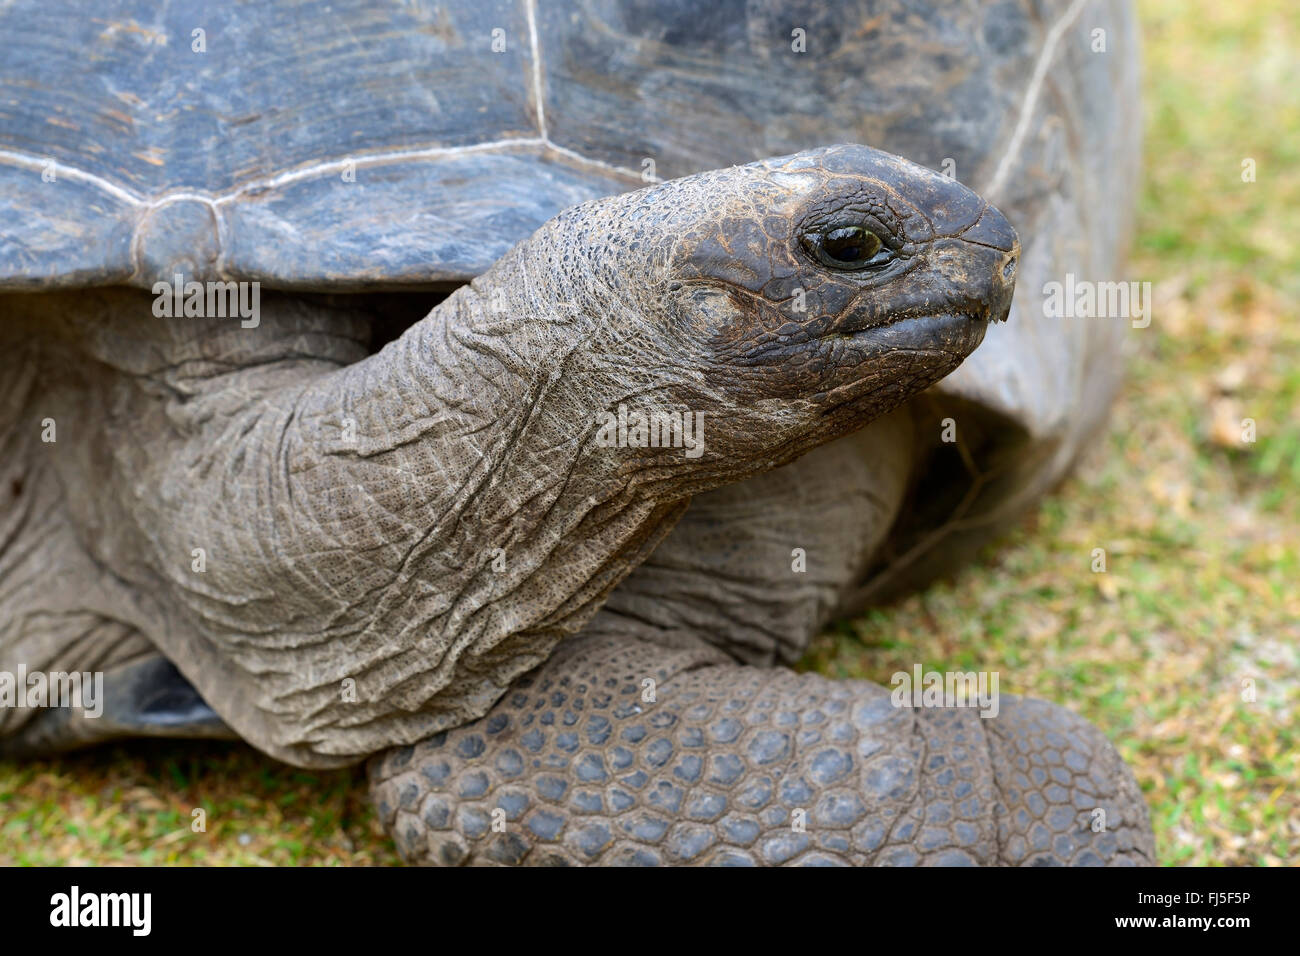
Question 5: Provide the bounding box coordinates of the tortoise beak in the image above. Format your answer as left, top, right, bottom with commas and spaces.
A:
991, 241, 1019, 324
960, 203, 1019, 323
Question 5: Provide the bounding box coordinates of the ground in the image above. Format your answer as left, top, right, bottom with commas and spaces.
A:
1, 0, 1295, 865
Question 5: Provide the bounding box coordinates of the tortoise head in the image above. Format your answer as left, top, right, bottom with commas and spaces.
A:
676, 144, 1015, 405
548, 144, 1019, 451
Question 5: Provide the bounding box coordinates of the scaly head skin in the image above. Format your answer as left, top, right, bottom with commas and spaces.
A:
8, 145, 1017, 766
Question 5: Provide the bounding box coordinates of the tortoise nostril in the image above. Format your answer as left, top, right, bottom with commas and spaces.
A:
1003, 256, 1017, 281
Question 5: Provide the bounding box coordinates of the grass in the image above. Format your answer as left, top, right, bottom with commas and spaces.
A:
0, 745, 396, 865
0, 0, 1295, 865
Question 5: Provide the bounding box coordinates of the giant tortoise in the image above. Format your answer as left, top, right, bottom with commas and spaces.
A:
0, 0, 1151, 865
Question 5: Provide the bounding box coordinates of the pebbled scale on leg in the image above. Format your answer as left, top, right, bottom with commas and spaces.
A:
369, 633, 1154, 866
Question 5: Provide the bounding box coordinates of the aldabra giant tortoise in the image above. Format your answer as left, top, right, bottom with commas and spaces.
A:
0, 0, 1151, 865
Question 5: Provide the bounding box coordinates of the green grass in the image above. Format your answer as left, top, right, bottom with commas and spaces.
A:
0, 744, 397, 865
0, 0, 1295, 866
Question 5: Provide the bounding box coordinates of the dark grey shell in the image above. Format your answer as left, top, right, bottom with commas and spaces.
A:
0, 0, 1140, 593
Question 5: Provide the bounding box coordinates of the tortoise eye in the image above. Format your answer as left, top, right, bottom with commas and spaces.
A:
804, 224, 890, 271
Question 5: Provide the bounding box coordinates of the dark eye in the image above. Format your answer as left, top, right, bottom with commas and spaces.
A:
803, 224, 890, 271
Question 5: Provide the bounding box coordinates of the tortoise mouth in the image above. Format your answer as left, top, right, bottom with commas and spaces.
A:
805, 310, 992, 417
831, 310, 990, 351
827, 289, 1006, 337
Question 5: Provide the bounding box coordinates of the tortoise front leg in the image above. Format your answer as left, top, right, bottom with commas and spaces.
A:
369, 632, 1154, 866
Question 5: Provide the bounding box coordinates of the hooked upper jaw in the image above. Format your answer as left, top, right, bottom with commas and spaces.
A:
951, 201, 1020, 325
